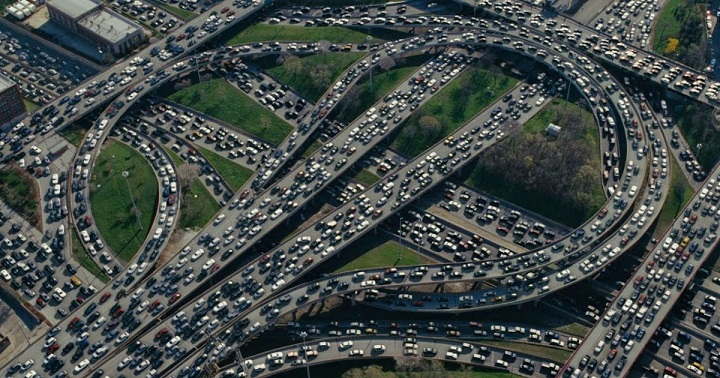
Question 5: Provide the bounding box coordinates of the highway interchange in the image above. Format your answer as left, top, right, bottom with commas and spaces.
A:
0, 0, 719, 377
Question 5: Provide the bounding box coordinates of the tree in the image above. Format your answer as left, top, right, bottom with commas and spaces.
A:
174, 78, 192, 91
177, 164, 200, 192
379, 56, 396, 71
281, 55, 303, 80
664, 38, 679, 54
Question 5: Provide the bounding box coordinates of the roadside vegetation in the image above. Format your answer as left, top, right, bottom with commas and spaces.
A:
71, 229, 110, 283
301, 140, 323, 158
652, 0, 707, 69
180, 179, 220, 229
334, 54, 429, 124
334, 239, 433, 273
673, 101, 720, 169
336, 362, 520, 378
654, 159, 694, 238
0, 167, 41, 228
23, 99, 39, 113
465, 98, 603, 227
482, 340, 571, 363
90, 141, 158, 261
227, 24, 382, 45
58, 123, 91, 147
168, 78, 292, 144
353, 169, 380, 186
259, 53, 366, 102
196, 146, 254, 191
156, 3, 196, 21
554, 323, 590, 337
389, 63, 518, 157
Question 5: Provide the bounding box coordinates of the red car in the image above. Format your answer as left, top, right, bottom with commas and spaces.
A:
149, 300, 161, 311
155, 328, 168, 340
46, 343, 59, 354
210, 264, 220, 274
36, 298, 46, 307
168, 293, 181, 305
100, 292, 112, 303
112, 308, 124, 319
68, 317, 80, 329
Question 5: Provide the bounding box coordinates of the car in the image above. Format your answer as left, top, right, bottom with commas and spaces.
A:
74, 359, 89, 373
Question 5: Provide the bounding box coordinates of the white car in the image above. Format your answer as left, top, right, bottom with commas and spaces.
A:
116, 332, 129, 344
74, 359, 90, 373
118, 356, 133, 369
339, 341, 353, 350
190, 249, 205, 261
136, 301, 149, 314
92, 346, 108, 359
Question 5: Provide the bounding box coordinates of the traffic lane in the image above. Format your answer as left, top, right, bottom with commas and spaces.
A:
4, 32, 612, 376
25, 25, 640, 372
209, 335, 551, 378
65, 50, 469, 375
0, 0, 265, 156
563, 187, 720, 376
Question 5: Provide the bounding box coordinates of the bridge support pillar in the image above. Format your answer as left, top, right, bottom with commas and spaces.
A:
350, 296, 356, 306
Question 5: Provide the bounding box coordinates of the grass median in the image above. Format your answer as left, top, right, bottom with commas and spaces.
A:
334, 238, 433, 273
168, 78, 292, 144
654, 158, 694, 238
196, 146, 253, 191
482, 340, 571, 363
389, 64, 518, 157
261, 52, 366, 102
90, 141, 158, 261
335, 54, 429, 124
180, 179, 220, 229
554, 323, 589, 338
353, 169, 380, 186
0, 167, 41, 228
226, 24, 388, 45
71, 229, 109, 283
156, 3, 196, 21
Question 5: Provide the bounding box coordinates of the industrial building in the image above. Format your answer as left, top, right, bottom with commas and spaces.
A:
47, 0, 145, 57
0, 73, 27, 129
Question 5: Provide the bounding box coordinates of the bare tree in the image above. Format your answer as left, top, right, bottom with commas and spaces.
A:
173, 78, 192, 91
379, 56, 396, 71
282, 55, 303, 80
177, 163, 200, 192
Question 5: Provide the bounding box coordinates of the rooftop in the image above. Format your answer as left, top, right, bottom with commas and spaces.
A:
77, 9, 142, 44
0, 72, 16, 92
48, 0, 101, 20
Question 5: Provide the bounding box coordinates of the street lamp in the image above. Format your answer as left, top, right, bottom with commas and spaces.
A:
367, 35, 373, 94
300, 331, 311, 378
397, 217, 403, 263
122, 170, 143, 231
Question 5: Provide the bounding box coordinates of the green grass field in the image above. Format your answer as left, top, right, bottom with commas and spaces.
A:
71, 228, 110, 283
336, 54, 429, 123
390, 66, 518, 157
301, 140, 323, 158
168, 79, 293, 144
0, 167, 40, 228
180, 179, 220, 229
264, 53, 366, 101
353, 169, 380, 186
196, 146, 254, 191
334, 240, 433, 273
654, 158, 695, 237
58, 124, 91, 147
23, 99, 39, 113
156, 3, 196, 21
482, 340, 571, 363
90, 142, 158, 261
651, 0, 688, 52
161, 145, 185, 167
554, 323, 590, 337
227, 24, 381, 45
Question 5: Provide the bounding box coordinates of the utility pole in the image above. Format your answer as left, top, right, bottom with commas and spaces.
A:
300, 332, 311, 378
397, 217, 403, 263
122, 171, 143, 231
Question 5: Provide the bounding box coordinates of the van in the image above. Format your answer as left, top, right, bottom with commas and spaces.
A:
594, 341, 605, 354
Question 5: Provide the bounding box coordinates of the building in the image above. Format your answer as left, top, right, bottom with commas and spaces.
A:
546, 123, 561, 137
47, 0, 145, 57
0, 73, 27, 129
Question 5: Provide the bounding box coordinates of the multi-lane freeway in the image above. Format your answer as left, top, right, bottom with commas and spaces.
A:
0, 0, 718, 377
